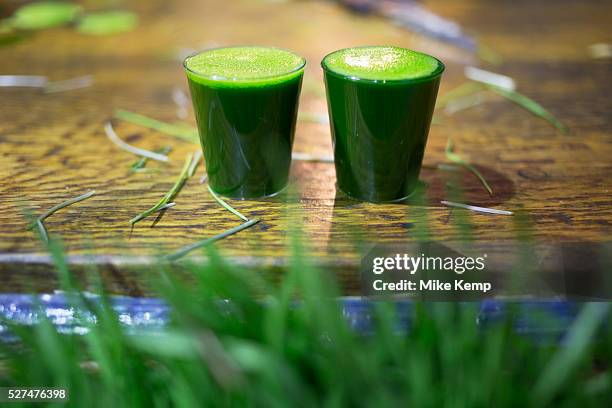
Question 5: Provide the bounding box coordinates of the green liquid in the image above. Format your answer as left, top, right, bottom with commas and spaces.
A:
323, 46, 440, 81
184, 47, 305, 198
322, 46, 444, 202
185, 46, 305, 86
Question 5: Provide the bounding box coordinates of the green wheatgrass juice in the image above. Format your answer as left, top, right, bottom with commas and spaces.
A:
322, 46, 444, 202
184, 46, 305, 199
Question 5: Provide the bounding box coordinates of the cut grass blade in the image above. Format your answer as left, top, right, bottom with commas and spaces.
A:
440, 200, 513, 216
115, 109, 199, 143
154, 202, 176, 212
291, 152, 334, 163
435, 82, 483, 111
34, 190, 96, 243
207, 185, 248, 222
11, 2, 82, 30
45, 75, 94, 93
129, 154, 194, 226
0, 75, 47, 87
445, 138, 493, 196
464, 66, 515, 91
0, 74, 93, 92
443, 92, 487, 115
129, 146, 172, 173
35, 219, 48, 243
437, 163, 461, 171
38, 190, 97, 223
298, 111, 329, 125
187, 151, 202, 177
421, 79, 569, 136
76, 11, 138, 36
165, 218, 261, 261
532, 302, 610, 406
483, 84, 570, 135
104, 122, 170, 162
421, 163, 460, 171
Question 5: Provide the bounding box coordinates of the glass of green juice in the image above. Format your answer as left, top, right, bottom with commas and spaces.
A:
321, 46, 444, 203
183, 46, 305, 199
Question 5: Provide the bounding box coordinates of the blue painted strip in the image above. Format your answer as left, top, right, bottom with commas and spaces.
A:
0, 294, 604, 342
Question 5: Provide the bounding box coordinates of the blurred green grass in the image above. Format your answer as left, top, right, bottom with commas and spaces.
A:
0, 234, 610, 407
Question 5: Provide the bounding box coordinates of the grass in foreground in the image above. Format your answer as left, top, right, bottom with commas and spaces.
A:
0, 237, 609, 407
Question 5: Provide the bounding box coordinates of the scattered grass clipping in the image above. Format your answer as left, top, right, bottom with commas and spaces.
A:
45, 75, 94, 93
440, 200, 512, 216
206, 185, 248, 222
115, 109, 198, 143
10, 2, 81, 30
443, 92, 487, 115
291, 152, 334, 163
130, 146, 172, 173
165, 218, 261, 261
76, 11, 138, 35
0, 75, 47, 88
34, 190, 96, 243
104, 121, 170, 162
436, 81, 569, 135
484, 84, 570, 135
187, 151, 202, 177
532, 303, 610, 406
298, 111, 329, 125
435, 82, 483, 111
445, 138, 493, 196
130, 153, 199, 226
165, 174, 261, 261
464, 66, 515, 90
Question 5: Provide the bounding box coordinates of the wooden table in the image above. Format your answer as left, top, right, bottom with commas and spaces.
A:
1, 0, 610, 295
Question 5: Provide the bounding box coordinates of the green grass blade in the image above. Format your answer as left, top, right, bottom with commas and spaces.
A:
104, 121, 170, 162
129, 146, 172, 172
76, 11, 138, 36
34, 190, 96, 243
484, 84, 570, 135
291, 152, 334, 163
532, 302, 610, 405
11, 2, 82, 30
38, 190, 96, 222
165, 218, 260, 261
115, 109, 199, 143
207, 184, 249, 222
129, 154, 193, 226
443, 92, 487, 115
445, 138, 493, 196
35, 219, 48, 243
187, 150, 202, 177
435, 82, 484, 111
298, 111, 328, 124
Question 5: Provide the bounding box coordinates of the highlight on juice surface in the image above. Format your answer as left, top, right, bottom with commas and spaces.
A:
322, 46, 444, 203
184, 46, 305, 199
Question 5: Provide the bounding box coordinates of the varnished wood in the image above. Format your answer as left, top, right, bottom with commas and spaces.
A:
1, 0, 610, 294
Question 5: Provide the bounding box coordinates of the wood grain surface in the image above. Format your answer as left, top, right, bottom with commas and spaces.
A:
1, 0, 610, 294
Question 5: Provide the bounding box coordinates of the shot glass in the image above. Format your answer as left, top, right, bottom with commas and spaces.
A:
184, 46, 305, 199
322, 46, 444, 202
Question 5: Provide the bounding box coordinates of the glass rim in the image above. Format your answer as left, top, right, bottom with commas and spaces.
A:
183, 45, 306, 83
321, 46, 445, 85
